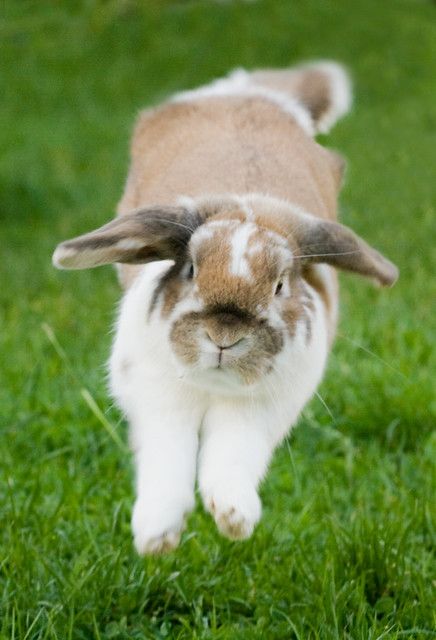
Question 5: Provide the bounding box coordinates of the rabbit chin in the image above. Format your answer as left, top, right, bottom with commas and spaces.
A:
180, 364, 265, 395
175, 352, 274, 394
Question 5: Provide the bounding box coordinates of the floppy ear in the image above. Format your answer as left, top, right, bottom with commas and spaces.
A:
53, 206, 203, 269
295, 218, 398, 287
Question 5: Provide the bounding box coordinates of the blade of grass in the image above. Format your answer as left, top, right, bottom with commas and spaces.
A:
42, 322, 128, 453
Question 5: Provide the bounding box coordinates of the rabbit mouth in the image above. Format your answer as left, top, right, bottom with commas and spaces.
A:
193, 346, 275, 387
200, 349, 240, 372
170, 311, 284, 385
213, 339, 248, 368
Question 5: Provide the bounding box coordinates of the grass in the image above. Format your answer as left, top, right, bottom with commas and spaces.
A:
1, 0, 435, 638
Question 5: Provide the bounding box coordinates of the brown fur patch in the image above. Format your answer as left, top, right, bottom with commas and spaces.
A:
204, 311, 253, 348
170, 312, 201, 367
170, 308, 283, 385
192, 214, 289, 318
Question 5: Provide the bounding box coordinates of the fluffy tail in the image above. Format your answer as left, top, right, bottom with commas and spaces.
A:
251, 60, 352, 135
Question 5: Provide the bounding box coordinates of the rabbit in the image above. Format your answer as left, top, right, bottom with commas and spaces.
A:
53, 61, 398, 554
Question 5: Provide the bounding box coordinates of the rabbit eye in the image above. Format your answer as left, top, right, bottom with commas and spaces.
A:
275, 280, 283, 295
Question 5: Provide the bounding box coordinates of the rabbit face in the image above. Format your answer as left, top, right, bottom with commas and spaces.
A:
53, 194, 398, 391
162, 216, 313, 387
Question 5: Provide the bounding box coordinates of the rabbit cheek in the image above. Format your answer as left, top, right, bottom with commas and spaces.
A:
280, 279, 316, 344
170, 313, 202, 367
233, 324, 284, 384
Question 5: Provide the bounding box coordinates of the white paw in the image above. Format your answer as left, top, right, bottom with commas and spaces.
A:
202, 483, 261, 540
134, 527, 181, 555
131, 496, 192, 555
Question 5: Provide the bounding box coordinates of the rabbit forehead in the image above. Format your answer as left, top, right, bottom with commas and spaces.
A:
189, 219, 292, 313
191, 218, 292, 281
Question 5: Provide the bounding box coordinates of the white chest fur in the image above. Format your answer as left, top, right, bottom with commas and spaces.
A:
109, 260, 330, 554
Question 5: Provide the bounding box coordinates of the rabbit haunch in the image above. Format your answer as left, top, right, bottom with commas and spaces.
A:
53, 61, 398, 554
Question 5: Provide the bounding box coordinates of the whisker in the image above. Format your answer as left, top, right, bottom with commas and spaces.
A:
131, 215, 199, 234
294, 249, 361, 260
314, 390, 337, 425
151, 219, 197, 234
336, 332, 409, 382
263, 376, 284, 425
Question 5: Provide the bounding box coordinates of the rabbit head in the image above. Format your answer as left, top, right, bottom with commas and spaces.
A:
53, 194, 398, 388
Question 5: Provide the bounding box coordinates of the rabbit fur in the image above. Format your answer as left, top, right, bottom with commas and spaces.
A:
53, 61, 398, 554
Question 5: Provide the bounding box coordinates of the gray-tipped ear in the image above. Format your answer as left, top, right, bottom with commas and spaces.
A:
53, 206, 203, 270
296, 219, 398, 287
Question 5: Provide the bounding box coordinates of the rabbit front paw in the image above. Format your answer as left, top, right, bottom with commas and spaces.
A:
131, 496, 191, 555
203, 483, 261, 540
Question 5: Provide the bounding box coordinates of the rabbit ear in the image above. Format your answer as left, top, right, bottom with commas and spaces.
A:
295, 218, 398, 287
53, 206, 203, 270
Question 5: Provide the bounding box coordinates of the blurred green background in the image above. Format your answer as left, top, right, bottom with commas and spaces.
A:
1, 1, 435, 638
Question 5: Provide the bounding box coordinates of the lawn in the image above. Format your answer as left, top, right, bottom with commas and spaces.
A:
1, 0, 435, 638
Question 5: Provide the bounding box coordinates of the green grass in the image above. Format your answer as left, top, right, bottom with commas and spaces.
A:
1, 0, 435, 638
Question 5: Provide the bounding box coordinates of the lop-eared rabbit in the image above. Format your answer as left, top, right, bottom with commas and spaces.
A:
53, 61, 398, 554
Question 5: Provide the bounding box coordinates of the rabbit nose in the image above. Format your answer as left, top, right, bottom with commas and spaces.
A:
205, 330, 244, 349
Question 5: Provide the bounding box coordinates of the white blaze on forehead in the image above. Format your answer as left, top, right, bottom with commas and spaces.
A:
190, 219, 236, 254
229, 223, 256, 279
